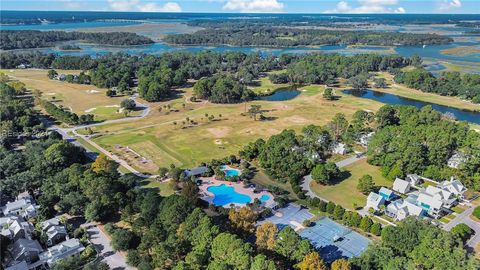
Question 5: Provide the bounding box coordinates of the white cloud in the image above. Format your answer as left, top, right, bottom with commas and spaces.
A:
107, 0, 182, 12
222, 0, 285, 13
439, 0, 462, 11
326, 0, 405, 13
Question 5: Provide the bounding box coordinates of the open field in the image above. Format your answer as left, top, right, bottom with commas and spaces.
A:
90, 82, 386, 173
142, 179, 175, 197
310, 159, 391, 210
1, 69, 133, 121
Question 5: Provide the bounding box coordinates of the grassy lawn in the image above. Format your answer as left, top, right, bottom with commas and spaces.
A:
1, 69, 129, 120
141, 179, 175, 197
310, 159, 391, 210
251, 75, 289, 95
91, 83, 386, 173
251, 165, 297, 200
451, 205, 467, 214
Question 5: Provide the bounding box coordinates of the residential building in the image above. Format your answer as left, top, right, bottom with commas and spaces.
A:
2, 198, 38, 219
406, 174, 423, 187
7, 239, 43, 265
378, 187, 395, 201
385, 197, 425, 221
184, 166, 208, 178
0, 215, 33, 241
38, 239, 85, 268
447, 152, 467, 169
438, 178, 466, 198
41, 217, 68, 246
416, 186, 456, 217
5, 261, 28, 270
358, 132, 375, 146
366, 192, 385, 211
332, 142, 348, 155
392, 178, 411, 194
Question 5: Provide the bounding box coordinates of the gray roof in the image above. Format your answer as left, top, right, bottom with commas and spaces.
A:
10, 239, 43, 261
39, 239, 85, 266
184, 166, 208, 177
5, 261, 28, 270
393, 178, 411, 194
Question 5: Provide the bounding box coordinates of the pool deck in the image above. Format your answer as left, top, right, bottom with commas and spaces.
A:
198, 177, 275, 208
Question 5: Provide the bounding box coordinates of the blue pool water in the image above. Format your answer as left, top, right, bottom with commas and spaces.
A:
220, 165, 240, 177
260, 195, 270, 202
207, 184, 251, 206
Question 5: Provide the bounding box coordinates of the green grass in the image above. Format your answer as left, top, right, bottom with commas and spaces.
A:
451, 205, 466, 214
299, 85, 323, 96
142, 179, 175, 197
251, 165, 297, 200
310, 159, 391, 210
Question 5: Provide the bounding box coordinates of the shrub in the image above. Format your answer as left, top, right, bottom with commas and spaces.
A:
326, 201, 336, 214
473, 206, 480, 219
370, 223, 382, 236
451, 223, 474, 242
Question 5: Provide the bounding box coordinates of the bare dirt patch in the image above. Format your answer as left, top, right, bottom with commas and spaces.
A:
206, 127, 232, 138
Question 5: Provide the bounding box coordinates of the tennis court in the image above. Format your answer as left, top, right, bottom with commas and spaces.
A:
299, 217, 371, 262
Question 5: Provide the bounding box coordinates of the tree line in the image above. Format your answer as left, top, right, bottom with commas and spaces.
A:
163, 26, 452, 47
393, 68, 480, 103
0, 30, 154, 50
368, 104, 480, 190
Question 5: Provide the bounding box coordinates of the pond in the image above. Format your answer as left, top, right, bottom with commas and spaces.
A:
258, 89, 301, 101
342, 89, 480, 125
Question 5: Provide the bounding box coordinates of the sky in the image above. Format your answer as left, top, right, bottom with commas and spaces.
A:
1, 0, 479, 14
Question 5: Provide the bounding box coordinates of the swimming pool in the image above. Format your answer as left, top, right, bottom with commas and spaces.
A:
220, 165, 240, 177
260, 195, 270, 202
207, 184, 251, 206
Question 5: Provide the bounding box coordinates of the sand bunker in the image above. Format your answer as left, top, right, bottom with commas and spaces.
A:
85, 108, 96, 113
86, 89, 100, 94
284, 115, 308, 124
105, 105, 120, 108
207, 127, 231, 138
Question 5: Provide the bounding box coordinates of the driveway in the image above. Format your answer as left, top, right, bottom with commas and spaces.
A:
83, 223, 134, 270
443, 206, 480, 249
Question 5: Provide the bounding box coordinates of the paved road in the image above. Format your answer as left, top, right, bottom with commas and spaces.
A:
301, 153, 367, 200
83, 223, 134, 270
45, 96, 152, 178
444, 206, 480, 248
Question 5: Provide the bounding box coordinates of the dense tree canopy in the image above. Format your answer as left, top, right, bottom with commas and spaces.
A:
0, 30, 153, 50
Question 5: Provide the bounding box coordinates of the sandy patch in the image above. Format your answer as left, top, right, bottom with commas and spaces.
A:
105, 105, 120, 108
206, 127, 231, 138
85, 107, 96, 113
45, 92, 56, 96
283, 115, 308, 124
214, 139, 223, 145
86, 89, 100, 94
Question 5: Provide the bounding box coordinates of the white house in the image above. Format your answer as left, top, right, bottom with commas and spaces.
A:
447, 152, 467, 169
386, 197, 425, 221
437, 178, 466, 198
38, 239, 85, 267
332, 142, 348, 155
392, 178, 411, 194
406, 174, 423, 187
417, 186, 456, 217
358, 132, 375, 146
366, 192, 385, 211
